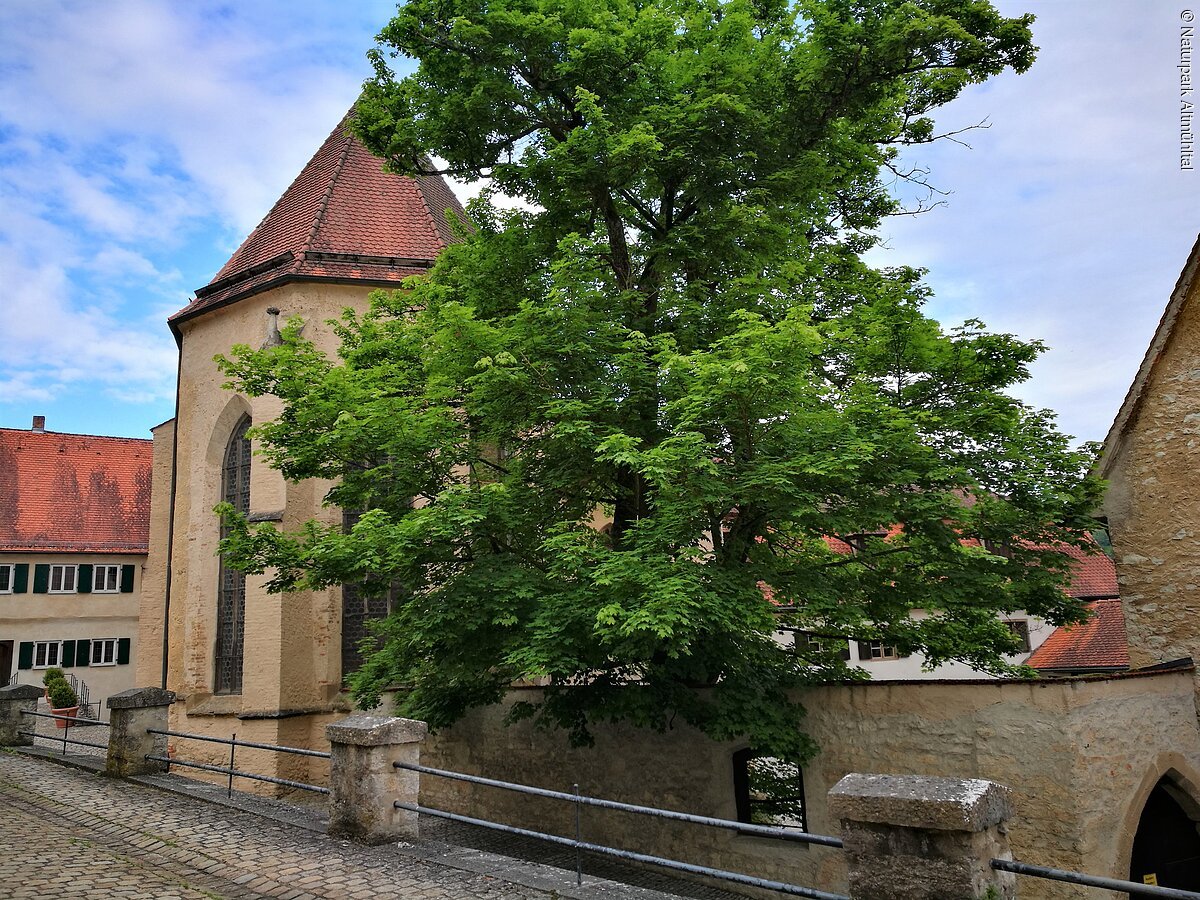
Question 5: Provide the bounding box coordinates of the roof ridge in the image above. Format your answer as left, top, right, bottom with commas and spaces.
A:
412, 170, 453, 252
0, 427, 153, 443
301, 127, 355, 260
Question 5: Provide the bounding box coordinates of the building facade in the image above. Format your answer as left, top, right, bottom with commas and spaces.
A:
1, 418, 151, 709
136, 111, 467, 773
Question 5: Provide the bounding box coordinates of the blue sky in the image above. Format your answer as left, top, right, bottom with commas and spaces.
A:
0, 0, 1196, 446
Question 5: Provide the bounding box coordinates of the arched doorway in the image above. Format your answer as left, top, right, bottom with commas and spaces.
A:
1129, 776, 1200, 889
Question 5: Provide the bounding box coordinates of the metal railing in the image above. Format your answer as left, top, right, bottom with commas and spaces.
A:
144, 727, 330, 796
19, 708, 109, 756
393, 761, 848, 900
65, 673, 94, 719
993, 858, 1200, 899
394, 762, 1200, 899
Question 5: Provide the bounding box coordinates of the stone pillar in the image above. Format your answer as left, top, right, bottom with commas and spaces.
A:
0, 684, 44, 746
828, 773, 1016, 900
106, 687, 176, 777
326, 713, 428, 844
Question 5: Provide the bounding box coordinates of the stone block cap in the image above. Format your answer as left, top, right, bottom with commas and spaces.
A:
326, 713, 428, 747
107, 687, 177, 710
828, 773, 1012, 833
0, 683, 44, 701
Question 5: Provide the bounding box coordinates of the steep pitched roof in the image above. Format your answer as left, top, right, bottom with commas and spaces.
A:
0, 427, 153, 553
1027, 599, 1129, 672
1099, 233, 1200, 477
171, 111, 467, 326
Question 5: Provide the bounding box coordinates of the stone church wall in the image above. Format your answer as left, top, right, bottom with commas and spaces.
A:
1103, 261, 1200, 671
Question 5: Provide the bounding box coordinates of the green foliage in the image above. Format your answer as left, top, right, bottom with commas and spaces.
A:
47, 679, 78, 710
42, 668, 65, 687
215, 0, 1103, 762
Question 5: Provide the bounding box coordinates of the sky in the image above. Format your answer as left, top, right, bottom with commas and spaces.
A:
0, 0, 1196, 446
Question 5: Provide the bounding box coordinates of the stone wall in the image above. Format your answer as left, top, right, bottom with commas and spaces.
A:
1103, 259, 1200, 670
420, 669, 1200, 900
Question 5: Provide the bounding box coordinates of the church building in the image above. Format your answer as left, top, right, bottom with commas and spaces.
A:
136, 112, 465, 774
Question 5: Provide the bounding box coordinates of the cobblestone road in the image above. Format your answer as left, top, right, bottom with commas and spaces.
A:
0, 751, 557, 900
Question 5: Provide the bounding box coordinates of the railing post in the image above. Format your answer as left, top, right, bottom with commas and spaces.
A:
325, 713, 427, 844
828, 773, 1017, 900
105, 687, 176, 777
0, 684, 43, 746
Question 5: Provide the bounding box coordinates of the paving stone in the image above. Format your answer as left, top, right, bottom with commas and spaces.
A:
0, 751, 737, 900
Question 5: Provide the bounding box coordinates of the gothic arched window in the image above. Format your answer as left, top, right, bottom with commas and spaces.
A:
215, 416, 251, 694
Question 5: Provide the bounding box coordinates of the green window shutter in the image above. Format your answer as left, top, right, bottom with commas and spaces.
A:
120, 564, 135, 593
17, 642, 34, 670
13, 564, 28, 593
76, 639, 91, 667
61, 640, 76, 668
117, 638, 131, 665
77, 564, 93, 594
32, 564, 49, 594
856, 641, 873, 661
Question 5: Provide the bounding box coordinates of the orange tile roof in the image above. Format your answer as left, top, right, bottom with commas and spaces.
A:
172, 110, 466, 324
821, 530, 1118, 600
1026, 599, 1130, 672
1058, 542, 1119, 599
0, 427, 153, 553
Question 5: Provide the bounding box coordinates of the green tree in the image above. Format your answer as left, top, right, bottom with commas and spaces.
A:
217, 0, 1101, 762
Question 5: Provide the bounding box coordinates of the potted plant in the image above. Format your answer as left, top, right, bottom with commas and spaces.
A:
42, 667, 66, 701
47, 678, 79, 728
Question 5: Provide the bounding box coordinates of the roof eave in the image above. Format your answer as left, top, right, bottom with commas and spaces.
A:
169, 268, 430, 331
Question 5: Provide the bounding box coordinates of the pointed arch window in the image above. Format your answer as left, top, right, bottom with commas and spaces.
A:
215, 416, 251, 695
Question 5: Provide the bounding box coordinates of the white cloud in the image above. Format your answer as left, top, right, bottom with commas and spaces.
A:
871, 0, 1200, 442
0, 0, 396, 429
0, 0, 1195, 446
0, 247, 178, 406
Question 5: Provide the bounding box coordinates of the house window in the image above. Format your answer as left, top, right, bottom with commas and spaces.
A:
33, 641, 62, 669
0, 564, 11, 593
733, 749, 807, 832
860, 640, 901, 660
982, 537, 1012, 558
795, 631, 852, 661
1004, 619, 1031, 653
93, 565, 120, 593
49, 565, 77, 593
215, 416, 251, 695
90, 638, 118, 666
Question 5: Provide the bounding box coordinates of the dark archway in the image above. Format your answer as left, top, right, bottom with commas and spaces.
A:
1129, 777, 1200, 889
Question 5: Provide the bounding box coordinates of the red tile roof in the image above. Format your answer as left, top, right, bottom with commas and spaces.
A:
821, 531, 1118, 600
1058, 542, 1120, 599
172, 111, 467, 324
0, 428, 153, 553
1026, 599, 1130, 672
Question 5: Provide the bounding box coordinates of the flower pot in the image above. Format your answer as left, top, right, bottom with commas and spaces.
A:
50, 706, 79, 728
